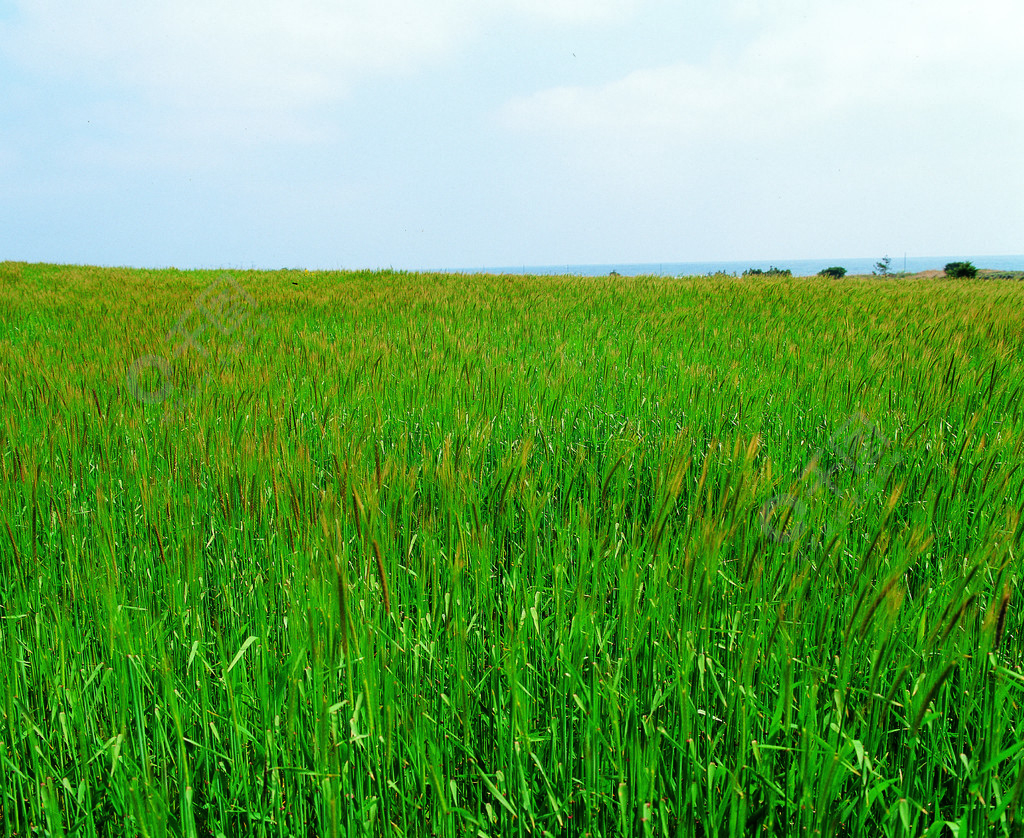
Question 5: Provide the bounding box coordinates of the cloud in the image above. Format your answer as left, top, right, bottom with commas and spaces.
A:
505, 0, 639, 24
0, 0, 646, 173
1, 2, 459, 121
491, 0, 1024, 259
497, 0, 1024, 162
0, 0, 640, 119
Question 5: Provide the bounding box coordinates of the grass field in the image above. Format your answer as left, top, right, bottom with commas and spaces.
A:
0, 261, 1022, 837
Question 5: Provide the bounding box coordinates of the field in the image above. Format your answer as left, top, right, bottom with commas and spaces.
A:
0, 261, 1022, 837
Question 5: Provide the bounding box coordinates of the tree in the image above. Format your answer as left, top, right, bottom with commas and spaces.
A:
818, 266, 847, 279
743, 266, 792, 278
873, 256, 893, 276
944, 261, 978, 279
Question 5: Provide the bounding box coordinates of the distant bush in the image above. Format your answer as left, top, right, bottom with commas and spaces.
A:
818, 266, 847, 279
873, 256, 893, 276
743, 266, 792, 278
944, 261, 978, 279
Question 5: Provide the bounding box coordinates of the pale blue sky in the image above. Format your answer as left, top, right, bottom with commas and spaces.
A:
1, 0, 1021, 270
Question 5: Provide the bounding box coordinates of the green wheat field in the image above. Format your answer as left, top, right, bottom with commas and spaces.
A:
1, 261, 1022, 837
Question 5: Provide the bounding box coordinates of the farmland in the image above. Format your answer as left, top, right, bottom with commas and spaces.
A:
0, 261, 1022, 836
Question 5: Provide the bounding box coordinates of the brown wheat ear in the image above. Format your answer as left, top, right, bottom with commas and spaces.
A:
994, 584, 1011, 651
373, 539, 391, 617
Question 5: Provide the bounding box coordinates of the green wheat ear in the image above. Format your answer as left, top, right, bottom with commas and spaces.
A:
0, 263, 1021, 836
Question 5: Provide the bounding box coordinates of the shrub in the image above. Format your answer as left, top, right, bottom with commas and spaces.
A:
944, 261, 978, 279
743, 266, 792, 278
818, 266, 847, 279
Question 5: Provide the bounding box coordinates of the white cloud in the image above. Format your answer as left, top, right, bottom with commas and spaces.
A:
0, 0, 640, 119
491, 0, 1024, 259
2, 2, 466, 119
0, 0, 646, 171
498, 0, 1024, 158
505, 0, 639, 24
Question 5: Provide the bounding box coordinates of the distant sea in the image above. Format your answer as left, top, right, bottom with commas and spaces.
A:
466, 254, 1024, 278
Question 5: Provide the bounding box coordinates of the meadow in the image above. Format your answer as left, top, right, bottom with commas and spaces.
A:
0, 261, 1022, 837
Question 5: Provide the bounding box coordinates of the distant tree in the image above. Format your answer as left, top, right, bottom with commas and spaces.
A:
743, 266, 792, 278
873, 256, 893, 276
944, 261, 978, 279
818, 266, 847, 279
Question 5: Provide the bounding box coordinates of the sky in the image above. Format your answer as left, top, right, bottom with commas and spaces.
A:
1, 0, 1021, 271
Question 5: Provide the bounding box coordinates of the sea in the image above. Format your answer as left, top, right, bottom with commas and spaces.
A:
465, 254, 1024, 278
